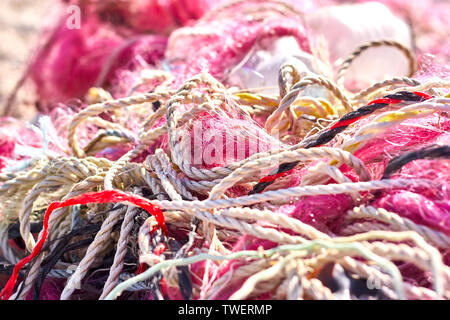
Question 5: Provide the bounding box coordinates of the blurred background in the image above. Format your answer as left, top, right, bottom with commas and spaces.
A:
1, 0, 448, 120
0, 0, 54, 120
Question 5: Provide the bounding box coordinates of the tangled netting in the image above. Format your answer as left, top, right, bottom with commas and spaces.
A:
1, 0, 450, 300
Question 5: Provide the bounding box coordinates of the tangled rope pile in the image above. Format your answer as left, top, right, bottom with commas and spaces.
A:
1, 0, 450, 300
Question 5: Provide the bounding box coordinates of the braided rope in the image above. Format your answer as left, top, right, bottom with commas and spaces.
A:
347, 206, 450, 249
68, 91, 171, 157
60, 205, 127, 300
100, 200, 140, 299
1, 63, 449, 302
266, 75, 353, 134
15, 174, 107, 299
341, 99, 450, 153
352, 77, 421, 102
200, 0, 304, 22
151, 179, 431, 212
208, 147, 371, 200
336, 39, 416, 88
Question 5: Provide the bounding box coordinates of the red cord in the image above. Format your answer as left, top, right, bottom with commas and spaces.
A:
135, 243, 167, 275
412, 91, 432, 100
251, 91, 433, 195
258, 168, 295, 184
367, 98, 401, 105
0, 190, 166, 300
329, 116, 363, 130
135, 263, 148, 275
153, 243, 167, 256
328, 99, 401, 130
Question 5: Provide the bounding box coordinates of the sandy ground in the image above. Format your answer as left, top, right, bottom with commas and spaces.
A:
0, 0, 55, 120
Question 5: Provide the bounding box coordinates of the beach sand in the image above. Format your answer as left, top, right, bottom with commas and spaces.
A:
0, 0, 54, 120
